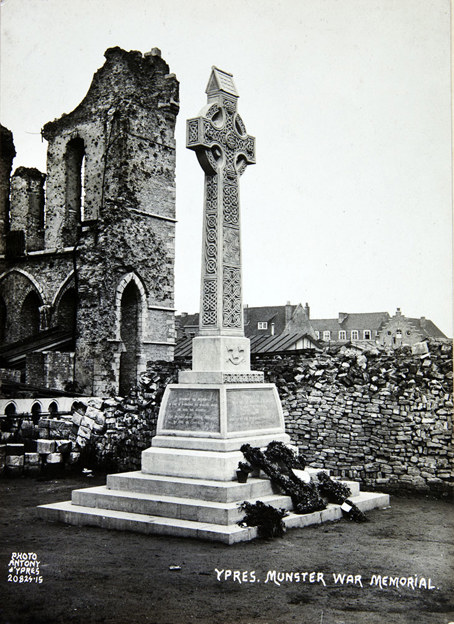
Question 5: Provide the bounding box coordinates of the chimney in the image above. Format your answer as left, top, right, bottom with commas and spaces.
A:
304, 302, 310, 319
285, 301, 293, 327
396, 308, 402, 317
420, 316, 426, 328
243, 303, 249, 325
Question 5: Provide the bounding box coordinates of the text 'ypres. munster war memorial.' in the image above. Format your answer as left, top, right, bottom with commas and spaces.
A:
0, 47, 179, 397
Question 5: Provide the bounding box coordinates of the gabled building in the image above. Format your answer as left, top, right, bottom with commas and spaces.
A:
176, 304, 448, 351
378, 308, 448, 348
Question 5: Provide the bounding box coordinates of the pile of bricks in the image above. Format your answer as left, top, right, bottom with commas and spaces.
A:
253, 342, 453, 493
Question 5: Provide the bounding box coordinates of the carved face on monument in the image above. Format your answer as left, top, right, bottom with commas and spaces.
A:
226, 343, 245, 366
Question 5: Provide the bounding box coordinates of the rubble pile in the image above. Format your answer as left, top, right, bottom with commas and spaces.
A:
0, 411, 79, 475
60, 362, 178, 472
0, 362, 178, 475
253, 342, 453, 493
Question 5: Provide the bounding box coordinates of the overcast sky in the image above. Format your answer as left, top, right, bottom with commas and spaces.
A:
1, 0, 452, 336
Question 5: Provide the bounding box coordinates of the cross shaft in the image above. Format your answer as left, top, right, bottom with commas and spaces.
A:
187, 68, 255, 337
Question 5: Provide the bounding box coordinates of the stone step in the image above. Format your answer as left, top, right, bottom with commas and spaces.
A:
37, 501, 257, 544
71, 486, 293, 525
37, 491, 389, 544
334, 480, 360, 497
106, 471, 360, 500
106, 471, 279, 502
284, 492, 390, 530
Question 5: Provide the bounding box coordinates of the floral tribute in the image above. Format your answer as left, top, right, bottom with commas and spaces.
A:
238, 441, 367, 537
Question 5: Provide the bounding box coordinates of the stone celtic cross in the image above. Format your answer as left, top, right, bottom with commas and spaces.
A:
187, 67, 255, 337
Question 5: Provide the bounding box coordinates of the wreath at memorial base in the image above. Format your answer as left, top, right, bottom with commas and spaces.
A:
237, 441, 367, 536
238, 501, 288, 538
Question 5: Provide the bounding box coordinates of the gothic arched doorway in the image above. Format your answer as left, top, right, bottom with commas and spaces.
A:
119, 281, 140, 396
20, 291, 41, 339
56, 287, 77, 335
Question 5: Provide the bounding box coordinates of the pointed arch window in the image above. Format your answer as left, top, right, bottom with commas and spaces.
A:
119, 281, 140, 396
64, 137, 85, 245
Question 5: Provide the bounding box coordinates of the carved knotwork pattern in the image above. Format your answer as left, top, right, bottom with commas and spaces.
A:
223, 226, 240, 266
187, 119, 199, 145
223, 373, 264, 384
206, 103, 222, 122
187, 80, 256, 333
223, 98, 236, 113
205, 213, 217, 274
206, 178, 217, 212
223, 184, 239, 225
246, 137, 254, 157
223, 267, 241, 328
202, 279, 217, 325
203, 121, 223, 144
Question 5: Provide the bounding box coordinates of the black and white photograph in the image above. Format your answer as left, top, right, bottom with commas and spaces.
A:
0, 1, 452, 622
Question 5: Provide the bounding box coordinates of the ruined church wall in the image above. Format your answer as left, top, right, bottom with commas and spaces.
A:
73, 206, 176, 396
1, 48, 179, 396
44, 120, 106, 248
9, 168, 46, 252
0, 125, 15, 255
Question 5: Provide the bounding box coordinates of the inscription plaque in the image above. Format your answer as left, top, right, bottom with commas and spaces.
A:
162, 388, 220, 433
226, 388, 281, 432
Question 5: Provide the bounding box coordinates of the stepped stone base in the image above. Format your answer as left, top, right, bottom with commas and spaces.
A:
38, 469, 390, 544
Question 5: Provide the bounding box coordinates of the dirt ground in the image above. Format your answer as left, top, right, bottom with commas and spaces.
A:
0, 473, 453, 624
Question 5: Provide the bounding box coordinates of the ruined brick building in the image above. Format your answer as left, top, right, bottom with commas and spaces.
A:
0, 47, 179, 396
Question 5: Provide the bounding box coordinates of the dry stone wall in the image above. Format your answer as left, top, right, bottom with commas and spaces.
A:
252, 343, 452, 494
1, 344, 452, 495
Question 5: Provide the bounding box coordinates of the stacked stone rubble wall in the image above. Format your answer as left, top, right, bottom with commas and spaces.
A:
252, 342, 452, 494
1, 345, 452, 494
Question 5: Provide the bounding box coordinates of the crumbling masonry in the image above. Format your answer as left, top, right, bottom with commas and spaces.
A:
0, 48, 179, 396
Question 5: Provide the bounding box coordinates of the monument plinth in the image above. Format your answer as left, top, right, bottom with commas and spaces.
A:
142, 66, 290, 477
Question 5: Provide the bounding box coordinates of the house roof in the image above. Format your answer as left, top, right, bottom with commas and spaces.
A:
249, 332, 320, 353
310, 312, 390, 333
414, 319, 447, 340
176, 304, 301, 337
174, 336, 193, 358
176, 313, 199, 331
244, 305, 297, 337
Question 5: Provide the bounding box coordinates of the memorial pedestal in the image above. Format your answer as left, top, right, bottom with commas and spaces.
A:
38, 374, 390, 543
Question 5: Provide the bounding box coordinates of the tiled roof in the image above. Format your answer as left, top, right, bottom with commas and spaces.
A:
403, 318, 447, 340
176, 313, 199, 329
174, 336, 193, 358
174, 331, 320, 358
244, 305, 296, 337
310, 312, 390, 333
176, 305, 300, 338
249, 332, 320, 353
